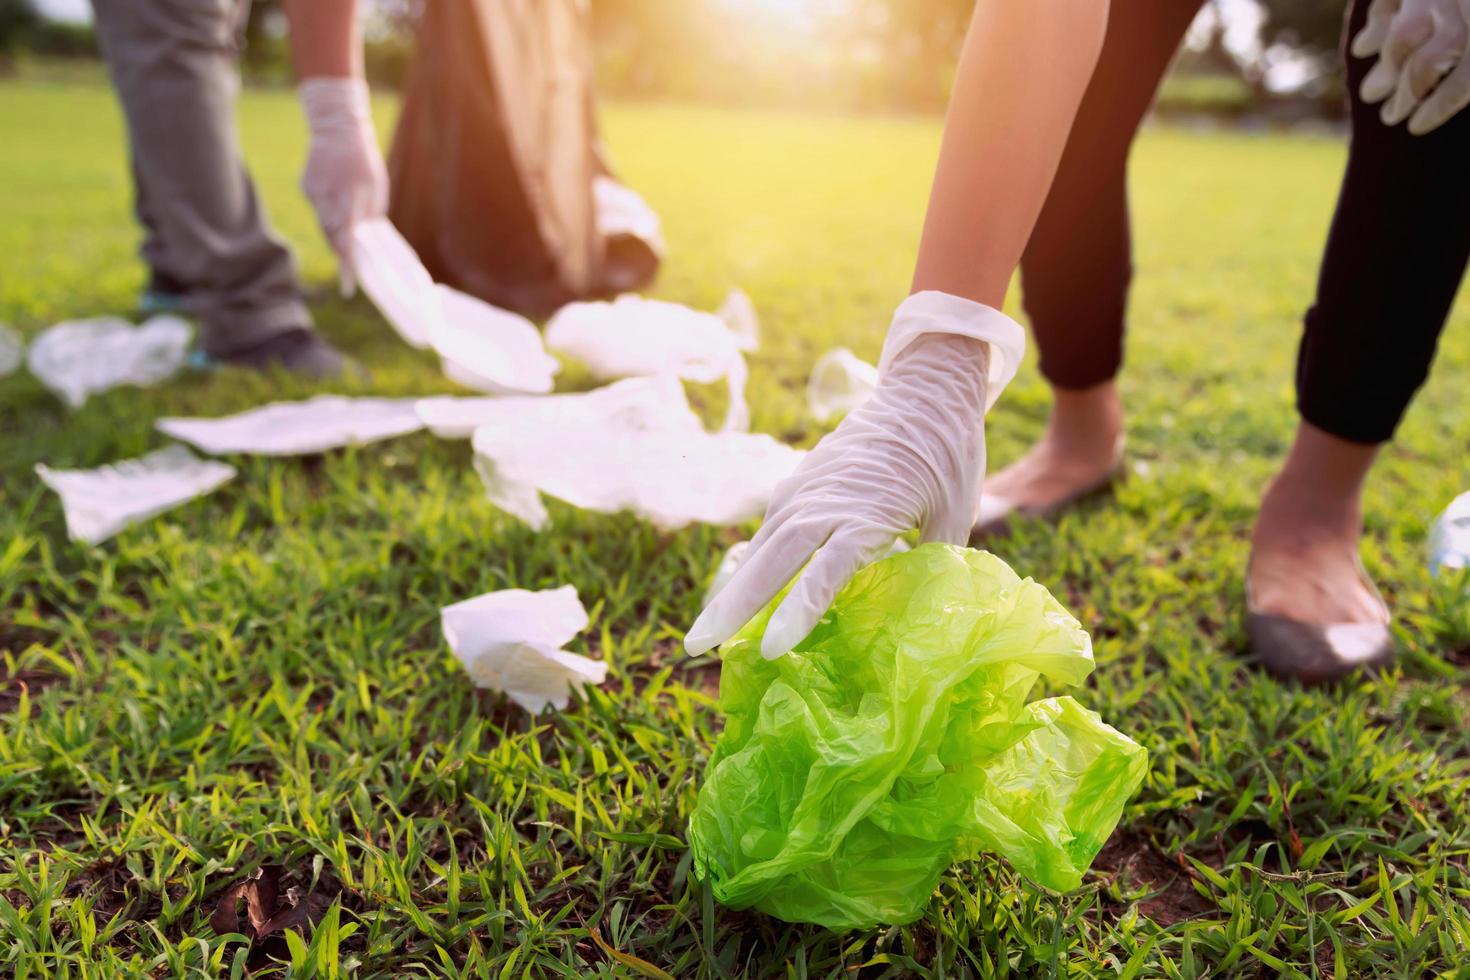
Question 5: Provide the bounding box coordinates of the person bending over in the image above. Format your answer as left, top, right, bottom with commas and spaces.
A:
690, 0, 1470, 685
90, 0, 384, 376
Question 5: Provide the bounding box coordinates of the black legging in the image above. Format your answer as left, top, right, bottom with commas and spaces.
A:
1020, 0, 1470, 445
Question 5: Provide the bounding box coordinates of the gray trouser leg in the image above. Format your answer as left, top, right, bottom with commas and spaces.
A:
131, 151, 184, 292
91, 0, 311, 356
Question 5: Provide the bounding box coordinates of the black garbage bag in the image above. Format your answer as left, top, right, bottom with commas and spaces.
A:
388, 0, 661, 318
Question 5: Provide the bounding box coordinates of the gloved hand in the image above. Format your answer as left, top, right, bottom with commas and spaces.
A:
1353, 0, 1470, 134
685, 291, 1025, 660
299, 77, 390, 294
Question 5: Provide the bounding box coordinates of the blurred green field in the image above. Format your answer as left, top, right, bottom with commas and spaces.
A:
2, 77, 1469, 977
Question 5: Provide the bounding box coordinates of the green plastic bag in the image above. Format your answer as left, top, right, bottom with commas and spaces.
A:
689, 543, 1147, 931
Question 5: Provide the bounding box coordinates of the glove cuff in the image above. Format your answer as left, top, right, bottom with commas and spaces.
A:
879, 291, 1025, 412
298, 77, 374, 136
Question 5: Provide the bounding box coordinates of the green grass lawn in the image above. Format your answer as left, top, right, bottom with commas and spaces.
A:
2, 76, 1469, 978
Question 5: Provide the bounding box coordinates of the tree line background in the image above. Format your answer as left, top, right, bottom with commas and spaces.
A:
1, 0, 1355, 118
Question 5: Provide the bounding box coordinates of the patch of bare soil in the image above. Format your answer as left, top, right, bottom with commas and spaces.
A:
1093, 832, 1216, 927
209, 863, 364, 971
0, 665, 64, 714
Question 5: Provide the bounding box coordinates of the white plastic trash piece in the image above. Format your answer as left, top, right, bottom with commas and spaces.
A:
716, 288, 760, 352
431, 285, 559, 395
441, 584, 607, 714
351, 218, 440, 349
26, 315, 192, 408
594, 175, 666, 259
417, 375, 694, 440
158, 395, 424, 456
36, 445, 236, 545
807, 347, 879, 423
472, 379, 805, 531
0, 324, 23, 377
1430, 491, 1470, 574
352, 219, 559, 394
545, 292, 757, 432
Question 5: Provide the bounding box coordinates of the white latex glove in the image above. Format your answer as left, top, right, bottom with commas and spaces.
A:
299, 77, 390, 294
685, 291, 1025, 660
1353, 0, 1470, 134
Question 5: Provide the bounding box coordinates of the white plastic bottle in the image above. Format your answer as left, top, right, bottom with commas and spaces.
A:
1429, 491, 1470, 574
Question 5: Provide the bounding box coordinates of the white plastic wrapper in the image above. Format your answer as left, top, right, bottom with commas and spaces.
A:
352, 219, 560, 394
431, 285, 559, 395
1430, 491, 1470, 574
158, 395, 424, 456
716, 288, 760, 352
35, 445, 236, 545
544, 292, 757, 432
594, 175, 666, 259
417, 375, 694, 440
0, 324, 23, 378
472, 389, 805, 531
807, 347, 879, 423
27, 315, 192, 408
351, 218, 440, 349
441, 584, 607, 714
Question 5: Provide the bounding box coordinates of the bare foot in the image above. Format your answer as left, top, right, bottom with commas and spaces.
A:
1248, 430, 1386, 627
981, 380, 1124, 517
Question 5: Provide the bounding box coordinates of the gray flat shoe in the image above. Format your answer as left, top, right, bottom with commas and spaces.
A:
217, 328, 365, 381
971, 440, 1127, 540
1245, 559, 1394, 684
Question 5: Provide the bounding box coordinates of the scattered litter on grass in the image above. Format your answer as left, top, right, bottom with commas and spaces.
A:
158, 395, 423, 456
441, 584, 607, 713
354, 218, 560, 393
471, 378, 803, 530
807, 347, 878, 423
545, 292, 757, 432
35, 444, 236, 545
690, 543, 1148, 931
26, 315, 192, 408
417, 375, 692, 440
431, 285, 559, 394
351, 218, 439, 349
0, 324, 23, 377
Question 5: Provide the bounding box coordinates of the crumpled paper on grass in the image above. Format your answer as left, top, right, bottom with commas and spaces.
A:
158, 395, 423, 456
27, 315, 192, 408
470, 376, 803, 531
352, 218, 559, 393
417, 375, 692, 440
431, 285, 559, 394
807, 348, 878, 423
36, 444, 236, 545
0, 324, 23, 377
352, 218, 440, 349
690, 543, 1148, 931
441, 584, 607, 713
544, 291, 758, 432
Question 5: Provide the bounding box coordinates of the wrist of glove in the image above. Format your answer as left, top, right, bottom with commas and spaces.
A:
686, 291, 1025, 660
298, 77, 390, 292
1352, 0, 1470, 134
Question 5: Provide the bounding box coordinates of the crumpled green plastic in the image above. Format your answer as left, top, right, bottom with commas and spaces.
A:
689, 543, 1148, 931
